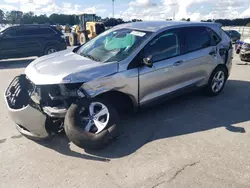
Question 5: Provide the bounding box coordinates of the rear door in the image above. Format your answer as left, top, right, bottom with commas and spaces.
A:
17, 27, 42, 56
180, 26, 217, 86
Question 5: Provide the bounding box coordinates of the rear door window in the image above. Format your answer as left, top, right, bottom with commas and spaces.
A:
184, 26, 212, 53
36, 28, 56, 35
18, 28, 34, 36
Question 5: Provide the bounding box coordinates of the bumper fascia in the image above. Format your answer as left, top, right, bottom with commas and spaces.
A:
4, 75, 49, 139
240, 51, 250, 61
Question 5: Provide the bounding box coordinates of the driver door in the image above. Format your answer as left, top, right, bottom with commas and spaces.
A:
139, 28, 186, 105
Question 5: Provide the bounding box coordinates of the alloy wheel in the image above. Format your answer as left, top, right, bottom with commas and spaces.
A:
80, 102, 110, 134
211, 70, 225, 93
47, 48, 57, 54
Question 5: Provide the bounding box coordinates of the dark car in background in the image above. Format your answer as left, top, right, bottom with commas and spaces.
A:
0, 25, 67, 59
224, 30, 241, 43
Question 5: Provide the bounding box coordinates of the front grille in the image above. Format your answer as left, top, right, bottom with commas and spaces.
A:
242, 43, 250, 49
5, 75, 33, 109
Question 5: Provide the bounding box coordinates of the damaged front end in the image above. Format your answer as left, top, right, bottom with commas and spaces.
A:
240, 43, 250, 61
4, 75, 84, 139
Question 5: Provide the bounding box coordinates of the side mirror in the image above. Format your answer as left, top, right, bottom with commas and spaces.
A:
143, 56, 153, 68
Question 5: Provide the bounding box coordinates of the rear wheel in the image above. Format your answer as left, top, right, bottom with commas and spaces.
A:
204, 66, 227, 96
79, 33, 87, 45
64, 98, 119, 150
44, 46, 57, 55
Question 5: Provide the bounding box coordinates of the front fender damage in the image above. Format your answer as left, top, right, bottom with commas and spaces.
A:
81, 69, 139, 107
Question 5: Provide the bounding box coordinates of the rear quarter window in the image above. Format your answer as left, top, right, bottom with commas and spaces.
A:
206, 27, 222, 45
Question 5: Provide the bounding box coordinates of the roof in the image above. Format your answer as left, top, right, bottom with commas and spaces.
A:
115, 21, 220, 32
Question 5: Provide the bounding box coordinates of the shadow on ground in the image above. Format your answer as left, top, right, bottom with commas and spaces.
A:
0, 57, 36, 69
35, 79, 250, 160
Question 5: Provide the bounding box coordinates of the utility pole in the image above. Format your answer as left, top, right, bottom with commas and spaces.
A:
112, 0, 115, 18
173, 12, 175, 21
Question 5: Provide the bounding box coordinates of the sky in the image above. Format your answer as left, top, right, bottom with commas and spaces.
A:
0, 0, 250, 21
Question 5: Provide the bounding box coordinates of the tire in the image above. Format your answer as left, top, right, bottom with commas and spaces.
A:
236, 49, 240, 54
69, 33, 77, 46
64, 98, 119, 150
79, 33, 87, 45
44, 46, 58, 55
204, 66, 227, 96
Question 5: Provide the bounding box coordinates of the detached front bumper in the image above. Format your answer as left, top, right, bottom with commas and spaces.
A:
4, 75, 49, 139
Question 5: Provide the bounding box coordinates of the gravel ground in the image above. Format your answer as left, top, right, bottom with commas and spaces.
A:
0, 51, 250, 188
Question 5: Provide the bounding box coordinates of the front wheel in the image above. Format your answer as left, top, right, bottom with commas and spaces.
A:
64, 98, 119, 150
204, 66, 227, 96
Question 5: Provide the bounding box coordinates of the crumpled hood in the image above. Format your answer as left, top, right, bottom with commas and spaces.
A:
25, 50, 118, 85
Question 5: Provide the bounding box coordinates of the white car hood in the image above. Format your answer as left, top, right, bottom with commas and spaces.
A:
25, 50, 118, 85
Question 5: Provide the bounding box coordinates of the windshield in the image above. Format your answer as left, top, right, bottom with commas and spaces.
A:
77, 28, 152, 63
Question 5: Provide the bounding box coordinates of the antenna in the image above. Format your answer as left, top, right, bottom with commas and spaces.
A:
112, 0, 115, 18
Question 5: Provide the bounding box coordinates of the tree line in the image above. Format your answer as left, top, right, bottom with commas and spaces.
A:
0, 9, 143, 27
201, 18, 250, 26
1, 9, 249, 26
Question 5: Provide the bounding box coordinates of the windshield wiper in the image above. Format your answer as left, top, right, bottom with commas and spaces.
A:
83, 54, 100, 62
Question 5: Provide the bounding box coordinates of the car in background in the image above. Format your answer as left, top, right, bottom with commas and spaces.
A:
0, 25, 67, 60
224, 30, 241, 43
235, 40, 244, 54
240, 38, 250, 62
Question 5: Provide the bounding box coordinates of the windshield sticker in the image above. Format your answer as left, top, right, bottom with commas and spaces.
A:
130, 31, 146, 37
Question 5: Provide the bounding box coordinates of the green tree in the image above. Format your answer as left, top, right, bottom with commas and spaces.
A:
103, 17, 125, 27
132, 19, 142, 22
6, 11, 23, 24
21, 12, 34, 24
0, 9, 4, 23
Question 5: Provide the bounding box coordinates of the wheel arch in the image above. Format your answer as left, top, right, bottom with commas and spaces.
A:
95, 90, 138, 114
43, 41, 60, 51
213, 64, 229, 78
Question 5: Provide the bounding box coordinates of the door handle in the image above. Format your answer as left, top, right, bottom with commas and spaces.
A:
173, 60, 183, 66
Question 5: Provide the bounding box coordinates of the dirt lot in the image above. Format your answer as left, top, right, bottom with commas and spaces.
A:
0, 51, 250, 188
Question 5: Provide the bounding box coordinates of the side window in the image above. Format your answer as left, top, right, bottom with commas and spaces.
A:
185, 27, 211, 52
206, 28, 221, 45
36, 28, 55, 35
13, 28, 55, 36
17, 28, 33, 36
5, 28, 17, 37
143, 29, 181, 62
232, 30, 239, 36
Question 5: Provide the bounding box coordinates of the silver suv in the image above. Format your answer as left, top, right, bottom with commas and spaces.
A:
5, 21, 233, 149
